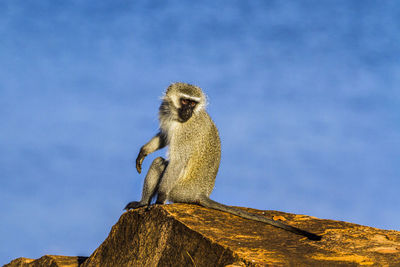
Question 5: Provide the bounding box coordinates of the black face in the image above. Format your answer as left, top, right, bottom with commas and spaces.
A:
178, 98, 198, 122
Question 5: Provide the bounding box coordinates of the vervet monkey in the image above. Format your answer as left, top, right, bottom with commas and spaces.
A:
125, 82, 321, 241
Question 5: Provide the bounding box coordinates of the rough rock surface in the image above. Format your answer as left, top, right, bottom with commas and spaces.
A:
6, 204, 400, 266
5, 255, 87, 267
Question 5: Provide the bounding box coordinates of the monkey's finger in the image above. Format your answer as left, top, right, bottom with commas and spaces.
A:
136, 158, 143, 173
136, 162, 141, 173
135, 157, 141, 173
135, 150, 146, 174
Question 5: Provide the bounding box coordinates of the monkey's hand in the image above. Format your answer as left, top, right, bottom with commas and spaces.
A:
136, 148, 146, 174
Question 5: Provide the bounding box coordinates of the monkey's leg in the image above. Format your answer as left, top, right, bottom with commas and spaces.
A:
155, 161, 185, 205
124, 157, 168, 210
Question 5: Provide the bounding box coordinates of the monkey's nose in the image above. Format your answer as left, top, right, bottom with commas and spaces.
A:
179, 108, 193, 122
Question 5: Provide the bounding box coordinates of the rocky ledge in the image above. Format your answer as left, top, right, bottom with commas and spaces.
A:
6, 204, 400, 266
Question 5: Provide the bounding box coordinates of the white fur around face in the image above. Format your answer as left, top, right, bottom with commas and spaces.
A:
169, 94, 180, 110
161, 119, 180, 160
159, 114, 179, 141
178, 93, 201, 103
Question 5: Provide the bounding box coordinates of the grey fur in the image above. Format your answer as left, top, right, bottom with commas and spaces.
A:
125, 82, 321, 241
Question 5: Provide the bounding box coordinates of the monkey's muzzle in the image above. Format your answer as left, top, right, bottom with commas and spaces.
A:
178, 106, 194, 122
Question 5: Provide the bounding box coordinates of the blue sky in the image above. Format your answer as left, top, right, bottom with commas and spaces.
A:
1, 0, 399, 264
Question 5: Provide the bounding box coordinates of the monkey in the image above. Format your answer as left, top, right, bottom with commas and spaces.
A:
125, 82, 321, 241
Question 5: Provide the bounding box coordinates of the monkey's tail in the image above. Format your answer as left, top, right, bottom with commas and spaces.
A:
198, 197, 322, 241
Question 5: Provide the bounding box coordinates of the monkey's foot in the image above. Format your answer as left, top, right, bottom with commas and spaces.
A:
124, 201, 146, 210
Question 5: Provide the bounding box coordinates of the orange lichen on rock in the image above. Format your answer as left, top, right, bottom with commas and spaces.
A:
272, 215, 287, 221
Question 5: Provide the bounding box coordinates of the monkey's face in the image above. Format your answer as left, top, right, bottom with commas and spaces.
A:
178, 98, 198, 122
162, 82, 206, 123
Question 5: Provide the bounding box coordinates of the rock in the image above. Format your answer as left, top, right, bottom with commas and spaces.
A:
4, 255, 87, 267
6, 204, 400, 266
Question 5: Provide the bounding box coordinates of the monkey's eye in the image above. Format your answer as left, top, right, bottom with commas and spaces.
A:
181, 99, 188, 105
190, 101, 197, 107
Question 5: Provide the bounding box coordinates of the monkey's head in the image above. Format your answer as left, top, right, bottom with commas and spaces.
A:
161, 82, 207, 123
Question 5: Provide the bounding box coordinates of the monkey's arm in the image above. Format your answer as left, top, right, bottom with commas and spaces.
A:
136, 132, 167, 173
